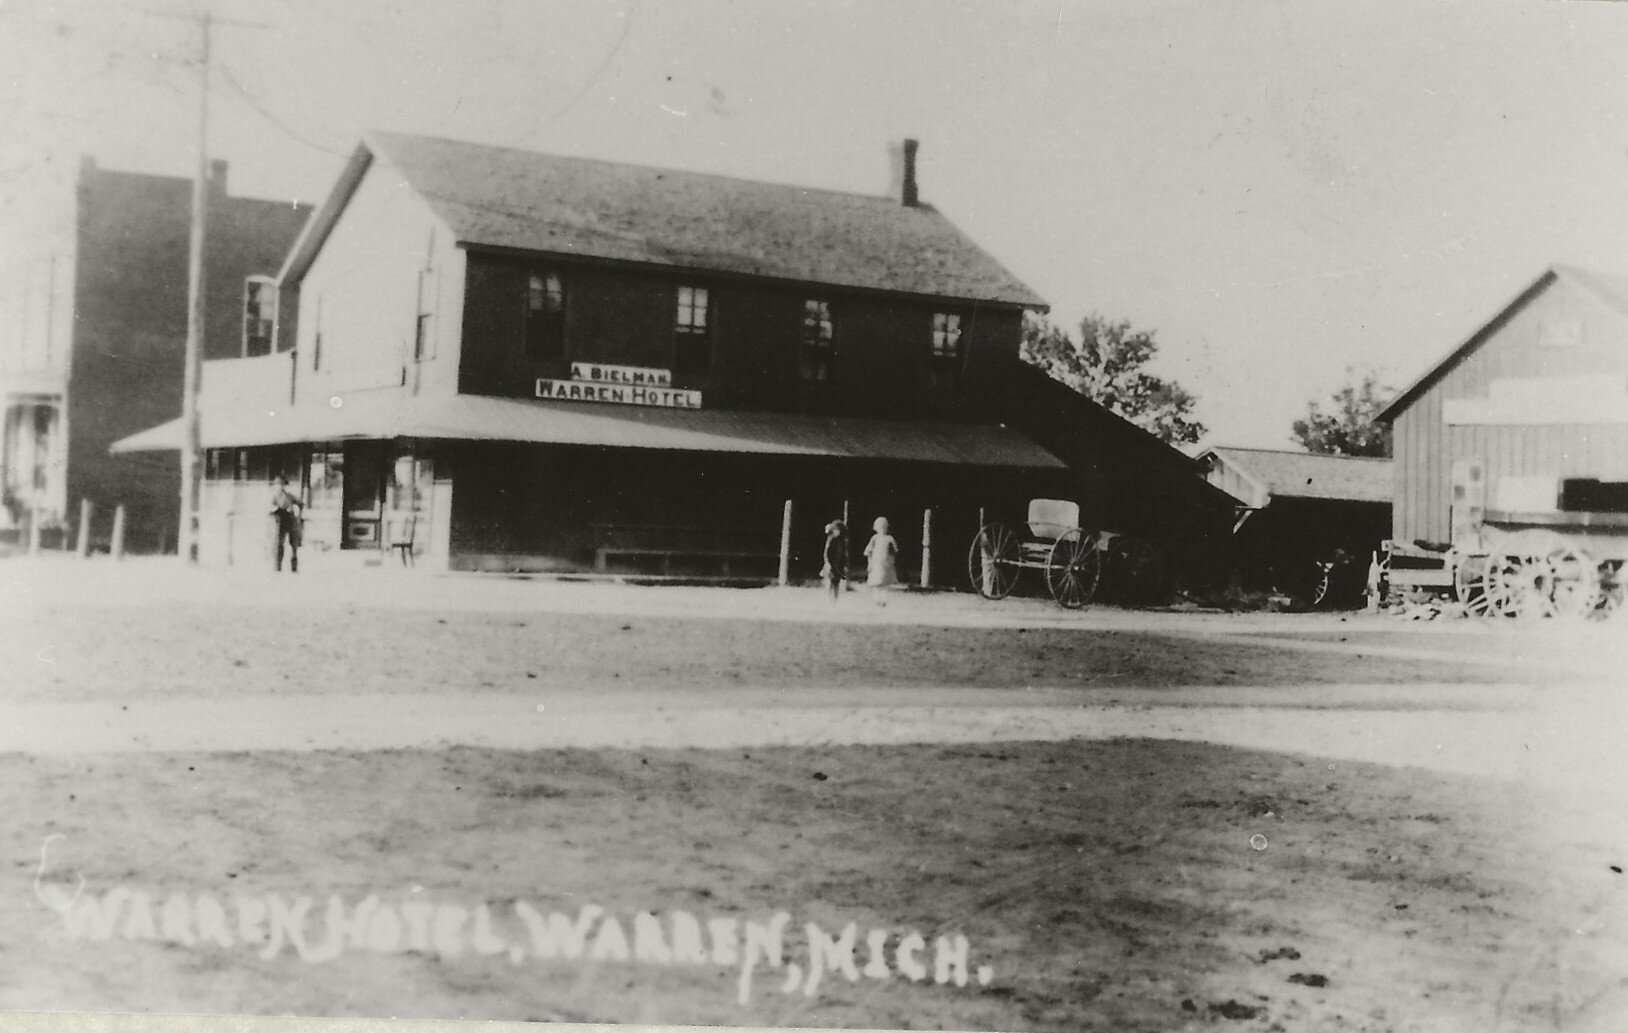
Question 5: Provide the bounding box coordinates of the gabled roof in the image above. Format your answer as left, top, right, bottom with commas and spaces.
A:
998, 362, 1239, 516
1197, 446, 1391, 504
281, 132, 1047, 309
1378, 264, 1628, 422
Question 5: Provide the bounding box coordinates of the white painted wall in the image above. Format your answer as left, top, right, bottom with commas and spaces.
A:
291, 159, 463, 409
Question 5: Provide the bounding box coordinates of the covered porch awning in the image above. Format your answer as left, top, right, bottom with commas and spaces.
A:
111, 392, 1064, 469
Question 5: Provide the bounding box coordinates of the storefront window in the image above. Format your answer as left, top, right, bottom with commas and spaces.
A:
308, 450, 344, 509
391, 455, 417, 511
240, 451, 270, 484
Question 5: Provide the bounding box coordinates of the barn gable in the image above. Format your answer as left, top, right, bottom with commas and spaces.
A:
1380, 265, 1628, 543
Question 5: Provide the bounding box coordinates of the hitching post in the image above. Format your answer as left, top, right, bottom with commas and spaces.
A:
920, 508, 932, 588
27, 500, 41, 555
110, 504, 126, 561
843, 499, 852, 574
778, 499, 792, 587
76, 499, 92, 558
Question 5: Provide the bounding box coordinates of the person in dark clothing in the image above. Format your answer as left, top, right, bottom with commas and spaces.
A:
821, 519, 848, 600
271, 476, 304, 573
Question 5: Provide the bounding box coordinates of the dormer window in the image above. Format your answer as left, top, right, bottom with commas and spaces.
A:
929, 311, 963, 386
800, 299, 835, 382
674, 285, 711, 373
525, 271, 565, 358
243, 276, 278, 357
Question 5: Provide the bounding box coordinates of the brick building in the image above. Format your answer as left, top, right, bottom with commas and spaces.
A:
2, 157, 310, 552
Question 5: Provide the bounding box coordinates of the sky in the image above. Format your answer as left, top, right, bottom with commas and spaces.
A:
3, 0, 1628, 448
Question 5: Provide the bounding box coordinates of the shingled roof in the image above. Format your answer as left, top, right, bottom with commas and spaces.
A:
285, 132, 1047, 309
1199, 447, 1392, 504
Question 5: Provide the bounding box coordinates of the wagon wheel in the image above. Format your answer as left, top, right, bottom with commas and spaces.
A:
1546, 544, 1602, 621
967, 522, 1021, 600
1484, 535, 1551, 620
1486, 529, 1591, 620
1597, 560, 1626, 620
1045, 529, 1102, 609
1107, 535, 1168, 606
1453, 553, 1497, 617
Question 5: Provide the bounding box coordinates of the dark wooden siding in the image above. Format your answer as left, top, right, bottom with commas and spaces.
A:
443, 441, 1060, 582
1392, 273, 1628, 543
456, 251, 1023, 422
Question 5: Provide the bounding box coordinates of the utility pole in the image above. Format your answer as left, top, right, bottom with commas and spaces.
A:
178, 10, 211, 564
152, 8, 266, 563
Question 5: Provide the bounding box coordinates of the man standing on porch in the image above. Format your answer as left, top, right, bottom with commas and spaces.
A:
271, 476, 304, 573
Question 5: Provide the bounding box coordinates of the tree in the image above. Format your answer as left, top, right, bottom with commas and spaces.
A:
1291, 369, 1394, 457
1020, 313, 1206, 446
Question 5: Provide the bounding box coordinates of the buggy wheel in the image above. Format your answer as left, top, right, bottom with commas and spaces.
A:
967, 522, 1021, 599
1454, 553, 1496, 616
1107, 535, 1168, 606
1046, 529, 1101, 609
1162, 526, 1233, 596
1310, 562, 1333, 609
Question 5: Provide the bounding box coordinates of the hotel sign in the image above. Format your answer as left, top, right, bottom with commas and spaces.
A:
536, 362, 702, 409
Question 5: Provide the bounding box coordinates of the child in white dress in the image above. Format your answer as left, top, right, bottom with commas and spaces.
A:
864, 516, 899, 589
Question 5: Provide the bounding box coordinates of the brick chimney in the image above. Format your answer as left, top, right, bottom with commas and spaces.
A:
209, 158, 229, 198
901, 138, 919, 207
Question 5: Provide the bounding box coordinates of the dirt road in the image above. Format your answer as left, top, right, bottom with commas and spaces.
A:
2, 556, 1625, 1032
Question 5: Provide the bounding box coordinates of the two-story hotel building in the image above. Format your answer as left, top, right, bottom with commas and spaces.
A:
115, 133, 1223, 580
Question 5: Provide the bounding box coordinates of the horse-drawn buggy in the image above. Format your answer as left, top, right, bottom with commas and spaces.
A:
966, 498, 1172, 609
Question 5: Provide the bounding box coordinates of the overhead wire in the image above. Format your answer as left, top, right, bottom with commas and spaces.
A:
215, 59, 349, 158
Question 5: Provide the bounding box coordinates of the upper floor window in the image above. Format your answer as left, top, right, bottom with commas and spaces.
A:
800, 299, 835, 383
929, 311, 963, 385
674, 285, 711, 373
243, 276, 278, 357
525, 271, 565, 358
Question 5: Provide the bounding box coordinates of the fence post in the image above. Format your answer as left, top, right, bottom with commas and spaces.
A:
76, 499, 92, 558
920, 508, 933, 589
778, 499, 793, 587
111, 504, 126, 560
28, 500, 41, 555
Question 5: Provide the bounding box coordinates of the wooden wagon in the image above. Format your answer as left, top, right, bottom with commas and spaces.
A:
1452, 510, 1626, 619
1383, 507, 1626, 619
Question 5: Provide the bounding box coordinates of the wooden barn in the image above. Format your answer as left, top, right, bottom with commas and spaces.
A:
1377, 264, 1628, 615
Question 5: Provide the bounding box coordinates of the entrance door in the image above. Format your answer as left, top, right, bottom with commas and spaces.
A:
342, 441, 384, 549
385, 449, 433, 562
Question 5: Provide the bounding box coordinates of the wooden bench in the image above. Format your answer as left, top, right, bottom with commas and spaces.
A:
591, 523, 779, 576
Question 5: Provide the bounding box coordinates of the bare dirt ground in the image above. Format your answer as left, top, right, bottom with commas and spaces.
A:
1, 556, 1625, 1032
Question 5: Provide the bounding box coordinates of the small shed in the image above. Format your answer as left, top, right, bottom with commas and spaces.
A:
1196, 446, 1392, 598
